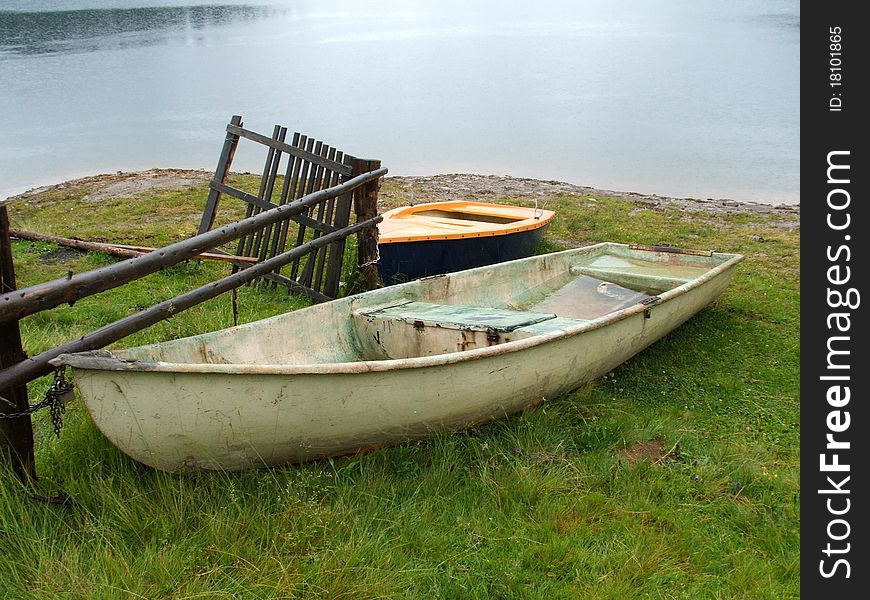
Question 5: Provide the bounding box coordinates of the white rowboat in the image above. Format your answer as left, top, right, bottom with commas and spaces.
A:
55, 243, 743, 471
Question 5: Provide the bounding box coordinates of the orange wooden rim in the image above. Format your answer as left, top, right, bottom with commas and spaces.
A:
377, 200, 555, 244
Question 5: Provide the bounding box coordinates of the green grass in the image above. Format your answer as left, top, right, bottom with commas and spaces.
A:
1, 177, 799, 598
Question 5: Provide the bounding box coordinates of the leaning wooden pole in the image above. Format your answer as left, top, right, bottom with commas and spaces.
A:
0, 206, 35, 482
198, 114, 243, 235
0, 215, 382, 393
8, 228, 258, 265
0, 167, 387, 324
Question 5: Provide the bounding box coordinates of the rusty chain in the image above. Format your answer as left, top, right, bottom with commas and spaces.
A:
0, 367, 73, 437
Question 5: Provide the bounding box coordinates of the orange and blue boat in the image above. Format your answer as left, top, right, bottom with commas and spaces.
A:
377, 200, 555, 285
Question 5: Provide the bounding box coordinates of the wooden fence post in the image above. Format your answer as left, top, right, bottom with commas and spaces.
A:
0, 205, 36, 482
349, 158, 382, 290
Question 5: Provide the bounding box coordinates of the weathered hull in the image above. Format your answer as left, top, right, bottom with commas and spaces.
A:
377, 225, 548, 285
377, 200, 554, 285
57, 243, 742, 471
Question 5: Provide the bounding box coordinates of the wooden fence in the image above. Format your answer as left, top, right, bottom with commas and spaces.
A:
198, 116, 382, 300
0, 119, 386, 482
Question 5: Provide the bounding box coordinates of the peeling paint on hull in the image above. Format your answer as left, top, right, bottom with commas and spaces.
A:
55, 243, 743, 471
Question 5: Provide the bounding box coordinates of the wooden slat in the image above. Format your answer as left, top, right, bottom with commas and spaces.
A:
313, 148, 344, 290
240, 124, 280, 260
260, 271, 331, 303
314, 147, 345, 291
277, 136, 299, 207
297, 140, 324, 287
298, 143, 335, 289
198, 115, 243, 234
267, 132, 302, 262
291, 213, 337, 234
289, 137, 317, 282
322, 191, 354, 298
250, 126, 288, 266
296, 139, 324, 288
208, 182, 272, 211
228, 124, 352, 176
254, 128, 290, 266
239, 125, 284, 263
291, 135, 312, 204
210, 184, 341, 235
266, 132, 305, 279
270, 132, 311, 285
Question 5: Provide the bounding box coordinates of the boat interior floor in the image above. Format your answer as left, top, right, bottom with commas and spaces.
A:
528, 275, 651, 321
353, 274, 654, 360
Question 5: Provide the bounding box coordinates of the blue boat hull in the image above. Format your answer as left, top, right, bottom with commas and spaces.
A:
377, 225, 549, 285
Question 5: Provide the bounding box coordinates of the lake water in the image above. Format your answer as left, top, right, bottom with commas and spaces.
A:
1, 0, 799, 203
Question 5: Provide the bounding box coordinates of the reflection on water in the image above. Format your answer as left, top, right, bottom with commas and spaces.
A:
0, 5, 275, 57
0, 0, 800, 204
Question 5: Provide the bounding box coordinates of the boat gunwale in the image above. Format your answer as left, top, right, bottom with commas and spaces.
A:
53, 247, 744, 376
378, 200, 555, 244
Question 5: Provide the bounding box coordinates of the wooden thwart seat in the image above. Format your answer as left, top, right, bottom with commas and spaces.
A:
569, 253, 712, 295
353, 301, 589, 360
359, 301, 558, 332
571, 267, 689, 294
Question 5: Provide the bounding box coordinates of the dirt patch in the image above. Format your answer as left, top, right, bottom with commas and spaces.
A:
5, 168, 212, 205
619, 438, 668, 464
37, 247, 83, 264
83, 170, 212, 202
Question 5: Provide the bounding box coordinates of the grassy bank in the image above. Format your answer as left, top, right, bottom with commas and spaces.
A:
1, 174, 799, 598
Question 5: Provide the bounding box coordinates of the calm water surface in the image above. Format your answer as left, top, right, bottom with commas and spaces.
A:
1, 1, 799, 203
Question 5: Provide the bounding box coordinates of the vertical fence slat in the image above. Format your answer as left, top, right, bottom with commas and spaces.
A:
251, 126, 287, 274
313, 148, 342, 290
239, 124, 284, 265
198, 115, 242, 235
289, 137, 317, 282
267, 132, 304, 284
299, 140, 326, 287
251, 126, 288, 267
298, 143, 334, 288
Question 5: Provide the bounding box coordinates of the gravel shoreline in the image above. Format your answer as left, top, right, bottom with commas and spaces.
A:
5, 168, 799, 229
383, 173, 799, 226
